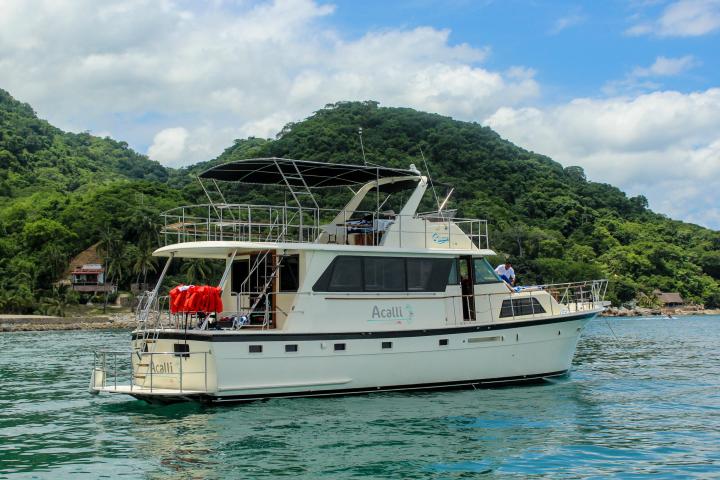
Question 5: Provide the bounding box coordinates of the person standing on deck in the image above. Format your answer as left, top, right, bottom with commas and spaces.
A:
495, 261, 516, 286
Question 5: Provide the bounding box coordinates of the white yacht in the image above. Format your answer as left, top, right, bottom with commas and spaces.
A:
90, 158, 607, 403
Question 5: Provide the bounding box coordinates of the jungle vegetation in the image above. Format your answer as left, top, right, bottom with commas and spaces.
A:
0, 90, 718, 314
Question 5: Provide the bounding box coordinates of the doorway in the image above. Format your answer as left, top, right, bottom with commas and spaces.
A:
459, 256, 475, 321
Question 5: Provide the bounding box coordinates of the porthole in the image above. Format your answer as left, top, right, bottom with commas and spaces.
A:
249, 345, 262, 353
334, 343, 346, 351
382, 341, 392, 349
439, 339, 448, 346
285, 344, 298, 353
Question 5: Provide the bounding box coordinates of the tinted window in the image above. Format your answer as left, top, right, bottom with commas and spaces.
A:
499, 298, 546, 318
407, 258, 454, 291
474, 258, 501, 284
447, 259, 460, 285
313, 256, 452, 292
279, 255, 300, 292
364, 257, 406, 291
327, 257, 362, 291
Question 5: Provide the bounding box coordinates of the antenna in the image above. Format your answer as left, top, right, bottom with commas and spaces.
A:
419, 145, 441, 210
358, 127, 368, 166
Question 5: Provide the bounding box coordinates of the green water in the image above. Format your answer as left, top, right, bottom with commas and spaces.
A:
1, 316, 719, 478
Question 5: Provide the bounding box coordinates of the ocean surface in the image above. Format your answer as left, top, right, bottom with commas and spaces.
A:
1, 316, 719, 479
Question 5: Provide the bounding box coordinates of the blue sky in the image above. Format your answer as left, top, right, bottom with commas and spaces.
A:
324, 0, 720, 98
0, 0, 719, 229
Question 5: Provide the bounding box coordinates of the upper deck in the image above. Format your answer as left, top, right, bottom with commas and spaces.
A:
161, 158, 489, 251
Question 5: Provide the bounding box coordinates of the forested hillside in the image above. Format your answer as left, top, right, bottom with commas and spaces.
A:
203, 101, 720, 307
0, 93, 718, 313
0, 89, 180, 313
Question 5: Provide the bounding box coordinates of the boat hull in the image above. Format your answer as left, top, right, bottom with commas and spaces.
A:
121, 312, 596, 403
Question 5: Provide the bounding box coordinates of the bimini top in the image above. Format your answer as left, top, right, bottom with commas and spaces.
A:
199, 157, 421, 189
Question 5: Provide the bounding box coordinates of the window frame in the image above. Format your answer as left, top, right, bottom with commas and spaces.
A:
279, 254, 301, 292
473, 257, 503, 285
313, 256, 453, 293
499, 297, 546, 318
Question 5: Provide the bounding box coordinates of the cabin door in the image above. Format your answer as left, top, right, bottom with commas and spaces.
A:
459, 256, 476, 321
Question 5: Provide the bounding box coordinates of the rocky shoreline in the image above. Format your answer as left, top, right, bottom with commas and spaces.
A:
0, 313, 136, 332
601, 307, 720, 317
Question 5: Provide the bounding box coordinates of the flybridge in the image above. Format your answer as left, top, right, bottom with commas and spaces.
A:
160, 158, 489, 250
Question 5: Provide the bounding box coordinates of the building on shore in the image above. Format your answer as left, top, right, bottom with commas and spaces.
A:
653, 290, 685, 308
62, 243, 116, 294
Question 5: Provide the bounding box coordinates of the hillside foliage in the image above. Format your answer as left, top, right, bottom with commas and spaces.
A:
0, 93, 718, 313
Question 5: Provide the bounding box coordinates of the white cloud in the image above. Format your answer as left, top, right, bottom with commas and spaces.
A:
549, 12, 587, 34
627, 0, 720, 37
0, 0, 718, 229
631, 55, 698, 77
485, 88, 720, 229
604, 55, 698, 95
0, 0, 538, 168
147, 127, 189, 167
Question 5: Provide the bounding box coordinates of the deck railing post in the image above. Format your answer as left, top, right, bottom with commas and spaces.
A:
130, 352, 134, 391
179, 354, 183, 393
204, 352, 208, 392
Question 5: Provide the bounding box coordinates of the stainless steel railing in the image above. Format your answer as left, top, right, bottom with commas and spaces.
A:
91, 349, 209, 393
160, 203, 489, 249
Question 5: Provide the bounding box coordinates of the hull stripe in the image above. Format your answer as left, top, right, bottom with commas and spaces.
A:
131, 369, 570, 403
133, 311, 597, 342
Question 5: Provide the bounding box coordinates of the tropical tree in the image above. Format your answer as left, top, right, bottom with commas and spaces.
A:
133, 241, 158, 287
182, 258, 212, 284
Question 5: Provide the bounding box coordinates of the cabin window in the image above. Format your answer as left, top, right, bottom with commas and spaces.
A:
231, 259, 250, 293
364, 257, 405, 292
327, 257, 363, 291
285, 344, 298, 353
499, 298, 546, 318
473, 258, 502, 284
382, 341, 393, 349
407, 258, 454, 291
279, 255, 300, 292
313, 256, 453, 292
334, 343, 346, 351
249, 345, 263, 353
447, 259, 460, 285
439, 339, 448, 346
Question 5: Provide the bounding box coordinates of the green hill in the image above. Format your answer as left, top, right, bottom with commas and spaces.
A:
0, 94, 718, 313
0, 89, 180, 312
0, 88, 168, 198
208, 101, 720, 307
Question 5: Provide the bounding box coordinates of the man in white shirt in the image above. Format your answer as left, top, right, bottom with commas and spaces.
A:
494, 261, 516, 286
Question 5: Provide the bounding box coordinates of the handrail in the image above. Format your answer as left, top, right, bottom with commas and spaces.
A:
160, 202, 489, 249
92, 350, 210, 394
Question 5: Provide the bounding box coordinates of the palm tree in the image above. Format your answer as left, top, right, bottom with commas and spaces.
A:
133, 242, 158, 288
97, 228, 123, 313
182, 258, 212, 284
45, 244, 68, 282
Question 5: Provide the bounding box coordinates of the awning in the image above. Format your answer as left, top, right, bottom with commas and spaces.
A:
199, 158, 421, 188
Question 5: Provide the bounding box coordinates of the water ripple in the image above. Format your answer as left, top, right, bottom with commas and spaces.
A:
1, 316, 719, 478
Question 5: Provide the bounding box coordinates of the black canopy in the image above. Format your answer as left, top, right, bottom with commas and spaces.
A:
199, 158, 421, 189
